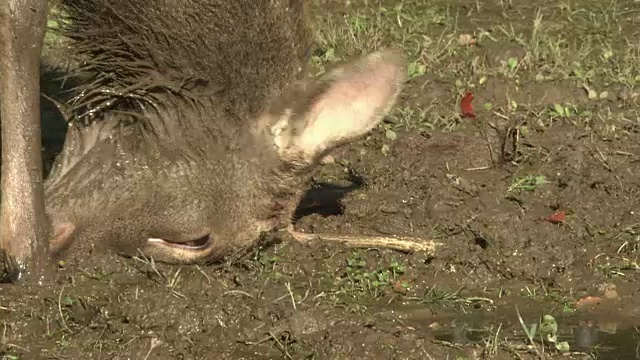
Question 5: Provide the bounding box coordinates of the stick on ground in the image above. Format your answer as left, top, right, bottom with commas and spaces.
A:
287, 226, 442, 254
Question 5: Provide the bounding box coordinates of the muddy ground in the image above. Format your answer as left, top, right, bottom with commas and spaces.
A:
1, 0, 639, 359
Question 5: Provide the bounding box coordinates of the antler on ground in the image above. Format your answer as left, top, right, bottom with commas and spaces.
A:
286, 225, 442, 255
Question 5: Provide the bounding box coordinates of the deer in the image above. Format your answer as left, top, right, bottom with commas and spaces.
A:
0, 0, 439, 282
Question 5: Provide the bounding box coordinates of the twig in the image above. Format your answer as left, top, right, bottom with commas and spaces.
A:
223, 290, 254, 299
57, 284, 70, 332
142, 338, 162, 360
285, 282, 297, 310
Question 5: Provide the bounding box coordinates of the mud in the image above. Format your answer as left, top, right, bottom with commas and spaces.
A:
1, 0, 639, 358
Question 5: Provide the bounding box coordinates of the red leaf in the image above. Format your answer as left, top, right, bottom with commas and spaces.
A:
460, 92, 477, 119
547, 211, 566, 224
576, 296, 602, 310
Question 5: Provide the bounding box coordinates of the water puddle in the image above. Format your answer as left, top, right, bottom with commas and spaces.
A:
392, 302, 640, 359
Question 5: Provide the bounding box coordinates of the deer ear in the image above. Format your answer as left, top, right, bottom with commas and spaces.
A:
264, 49, 406, 165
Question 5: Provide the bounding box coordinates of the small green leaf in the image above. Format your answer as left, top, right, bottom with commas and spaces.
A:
381, 144, 391, 155
533, 175, 549, 185
553, 103, 565, 116
385, 129, 397, 140
564, 106, 572, 117
556, 341, 571, 353
526, 323, 538, 339
540, 314, 558, 342
483, 102, 493, 111
62, 295, 75, 306
324, 48, 336, 61
407, 61, 426, 79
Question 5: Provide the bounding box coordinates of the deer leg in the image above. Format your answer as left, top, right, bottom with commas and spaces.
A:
0, 0, 52, 283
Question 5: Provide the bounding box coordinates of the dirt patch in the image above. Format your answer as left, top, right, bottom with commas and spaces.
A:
2, 0, 640, 359
2, 117, 638, 358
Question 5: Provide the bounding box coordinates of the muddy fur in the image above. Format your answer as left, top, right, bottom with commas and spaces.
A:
56, 0, 313, 125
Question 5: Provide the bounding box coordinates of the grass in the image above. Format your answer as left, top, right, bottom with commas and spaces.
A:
43, 1, 70, 61
43, 0, 640, 132
507, 174, 549, 193
337, 250, 408, 297
429, 310, 595, 359
311, 0, 638, 138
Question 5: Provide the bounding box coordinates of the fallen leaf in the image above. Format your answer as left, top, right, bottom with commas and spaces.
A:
458, 33, 477, 46
460, 92, 477, 119
576, 296, 602, 310
547, 211, 566, 224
